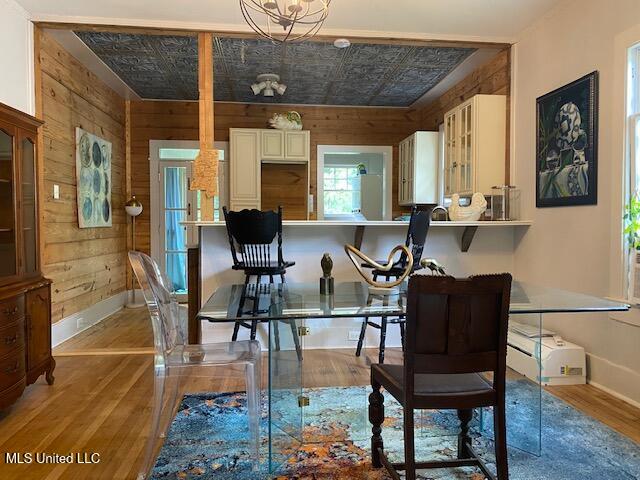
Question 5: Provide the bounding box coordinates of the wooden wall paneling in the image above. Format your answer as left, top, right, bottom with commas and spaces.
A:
261, 163, 308, 220
130, 101, 421, 253
39, 30, 127, 322
125, 100, 132, 291
129, 101, 199, 257
34, 25, 46, 274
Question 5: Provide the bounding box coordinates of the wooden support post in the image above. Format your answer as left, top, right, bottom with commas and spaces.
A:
197, 32, 215, 221
188, 247, 202, 344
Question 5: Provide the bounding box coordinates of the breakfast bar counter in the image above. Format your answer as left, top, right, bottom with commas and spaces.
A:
184, 219, 531, 349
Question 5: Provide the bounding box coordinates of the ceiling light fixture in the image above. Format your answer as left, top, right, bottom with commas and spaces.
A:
239, 0, 332, 43
251, 74, 287, 97
333, 38, 351, 49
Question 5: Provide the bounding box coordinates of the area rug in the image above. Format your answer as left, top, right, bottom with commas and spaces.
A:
150, 380, 640, 479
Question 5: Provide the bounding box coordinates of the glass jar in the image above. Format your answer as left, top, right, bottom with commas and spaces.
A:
491, 185, 520, 221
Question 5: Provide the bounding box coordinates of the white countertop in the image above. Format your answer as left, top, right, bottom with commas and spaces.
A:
183, 220, 532, 227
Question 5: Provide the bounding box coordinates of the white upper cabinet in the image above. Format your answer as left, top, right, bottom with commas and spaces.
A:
230, 128, 261, 211
443, 94, 506, 196
230, 128, 311, 214
261, 130, 285, 160
284, 131, 309, 161
398, 131, 439, 206
259, 129, 309, 163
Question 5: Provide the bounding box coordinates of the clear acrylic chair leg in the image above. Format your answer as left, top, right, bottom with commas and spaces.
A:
138, 364, 166, 480
245, 358, 262, 471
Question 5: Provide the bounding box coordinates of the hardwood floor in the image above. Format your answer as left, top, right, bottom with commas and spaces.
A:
0, 308, 636, 479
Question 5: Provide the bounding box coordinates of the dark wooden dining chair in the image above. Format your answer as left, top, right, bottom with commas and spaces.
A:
369, 273, 512, 480
223, 206, 300, 359
356, 206, 432, 363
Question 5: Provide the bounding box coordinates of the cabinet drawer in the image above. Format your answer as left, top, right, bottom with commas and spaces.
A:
0, 319, 25, 358
0, 297, 24, 324
0, 348, 25, 391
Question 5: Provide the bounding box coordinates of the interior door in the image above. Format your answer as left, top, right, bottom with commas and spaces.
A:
152, 142, 228, 299
160, 160, 192, 299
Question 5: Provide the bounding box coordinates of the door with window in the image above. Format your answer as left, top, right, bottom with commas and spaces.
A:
150, 141, 228, 298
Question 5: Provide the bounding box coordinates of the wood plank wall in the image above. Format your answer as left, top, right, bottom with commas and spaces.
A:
418, 48, 511, 180
39, 31, 127, 322
129, 101, 421, 255
129, 101, 200, 255
215, 103, 422, 218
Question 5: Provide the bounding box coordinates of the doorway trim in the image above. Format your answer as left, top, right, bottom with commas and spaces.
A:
149, 139, 228, 266
316, 144, 393, 220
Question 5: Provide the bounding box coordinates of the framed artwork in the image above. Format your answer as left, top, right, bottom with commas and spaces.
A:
75, 127, 112, 228
536, 71, 599, 207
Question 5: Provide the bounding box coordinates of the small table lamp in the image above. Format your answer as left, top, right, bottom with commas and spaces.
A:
125, 195, 144, 308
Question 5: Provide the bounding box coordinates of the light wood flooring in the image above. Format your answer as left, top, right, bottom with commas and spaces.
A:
0, 308, 637, 479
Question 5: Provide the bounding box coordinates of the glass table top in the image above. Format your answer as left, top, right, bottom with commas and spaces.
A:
197, 280, 629, 322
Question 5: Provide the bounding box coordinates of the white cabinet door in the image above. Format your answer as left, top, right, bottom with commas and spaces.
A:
406, 136, 415, 204
261, 130, 284, 160
458, 100, 474, 195
230, 129, 260, 210
284, 131, 309, 161
398, 139, 408, 205
444, 110, 457, 196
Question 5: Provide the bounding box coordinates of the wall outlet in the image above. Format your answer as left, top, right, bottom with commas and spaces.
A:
53, 184, 60, 200
348, 330, 361, 341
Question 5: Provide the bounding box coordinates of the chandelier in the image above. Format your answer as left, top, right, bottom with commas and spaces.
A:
239, 0, 332, 43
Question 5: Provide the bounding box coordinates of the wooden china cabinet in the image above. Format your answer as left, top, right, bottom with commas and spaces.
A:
0, 102, 54, 410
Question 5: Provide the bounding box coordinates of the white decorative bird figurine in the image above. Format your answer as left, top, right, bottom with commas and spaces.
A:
448, 193, 487, 222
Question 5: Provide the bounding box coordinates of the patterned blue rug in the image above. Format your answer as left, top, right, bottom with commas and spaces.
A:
150, 380, 640, 479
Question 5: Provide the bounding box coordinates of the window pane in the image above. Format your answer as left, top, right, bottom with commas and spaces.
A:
159, 148, 200, 160
164, 167, 187, 208
165, 252, 187, 293
165, 210, 186, 253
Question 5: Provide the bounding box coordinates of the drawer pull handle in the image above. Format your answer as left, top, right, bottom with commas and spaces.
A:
2, 307, 19, 316
4, 362, 19, 374
4, 334, 17, 345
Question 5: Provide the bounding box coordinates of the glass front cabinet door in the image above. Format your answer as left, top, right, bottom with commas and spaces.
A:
443, 94, 506, 198
443, 110, 457, 197
0, 113, 41, 285
20, 136, 38, 276
0, 126, 17, 280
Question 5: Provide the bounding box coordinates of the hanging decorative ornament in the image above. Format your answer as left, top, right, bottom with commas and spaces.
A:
239, 0, 332, 43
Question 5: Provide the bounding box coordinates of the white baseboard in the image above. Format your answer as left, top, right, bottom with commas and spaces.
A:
52, 291, 128, 347
586, 352, 640, 409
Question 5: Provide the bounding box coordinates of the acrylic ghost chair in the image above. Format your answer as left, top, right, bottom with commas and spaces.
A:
128, 251, 262, 479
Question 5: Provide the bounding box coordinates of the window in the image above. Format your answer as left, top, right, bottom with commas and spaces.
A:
625, 44, 640, 300
323, 166, 360, 215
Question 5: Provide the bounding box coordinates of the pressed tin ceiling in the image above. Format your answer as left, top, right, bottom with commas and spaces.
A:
75, 32, 475, 107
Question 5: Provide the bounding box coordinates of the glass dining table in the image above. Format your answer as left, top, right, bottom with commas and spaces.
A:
197, 280, 629, 473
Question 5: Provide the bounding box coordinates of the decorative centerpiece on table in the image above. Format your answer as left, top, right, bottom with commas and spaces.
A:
344, 244, 413, 295
448, 192, 487, 221
319, 253, 335, 295
269, 111, 302, 130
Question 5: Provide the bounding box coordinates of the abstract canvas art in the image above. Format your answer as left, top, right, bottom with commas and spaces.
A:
75, 127, 112, 228
536, 71, 599, 207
